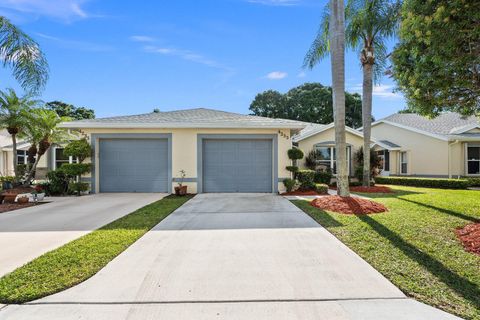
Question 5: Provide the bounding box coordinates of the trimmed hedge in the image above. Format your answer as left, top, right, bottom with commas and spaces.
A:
374, 176, 471, 189
315, 183, 329, 194
297, 169, 315, 190
466, 177, 480, 187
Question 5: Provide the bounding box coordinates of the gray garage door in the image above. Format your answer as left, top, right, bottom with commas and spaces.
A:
99, 139, 169, 192
203, 139, 273, 193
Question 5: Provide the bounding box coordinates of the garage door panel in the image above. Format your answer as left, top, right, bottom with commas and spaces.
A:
203, 139, 273, 193
99, 139, 168, 193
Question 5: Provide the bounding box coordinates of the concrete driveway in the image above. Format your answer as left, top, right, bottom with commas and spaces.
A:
0, 194, 461, 319
0, 193, 166, 277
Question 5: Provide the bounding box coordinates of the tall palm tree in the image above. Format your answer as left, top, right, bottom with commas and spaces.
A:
0, 17, 49, 93
304, 0, 400, 187
23, 109, 71, 183
0, 88, 40, 179
329, 0, 349, 197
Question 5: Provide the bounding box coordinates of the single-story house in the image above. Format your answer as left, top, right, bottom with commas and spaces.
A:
368, 113, 480, 178
59, 108, 305, 193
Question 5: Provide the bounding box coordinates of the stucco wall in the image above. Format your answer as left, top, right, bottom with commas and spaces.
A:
1, 149, 48, 178
371, 123, 465, 176
80, 128, 293, 193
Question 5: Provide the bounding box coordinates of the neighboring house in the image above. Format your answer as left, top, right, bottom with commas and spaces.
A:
59, 108, 305, 193
292, 123, 389, 176
368, 113, 480, 178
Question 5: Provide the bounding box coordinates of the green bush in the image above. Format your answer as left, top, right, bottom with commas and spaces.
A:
286, 165, 299, 173
63, 139, 91, 162
374, 176, 470, 189
59, 163, 91, 177
466, 177, 480, 187
315, 183, 329, 194
68, 182, 90, 194
287, 148, 304, 160
283, 178, 296, 193
305, 149, 320, 170
46, 170, 72, 195
314, 169, 332, 184
297, 169, 316, 190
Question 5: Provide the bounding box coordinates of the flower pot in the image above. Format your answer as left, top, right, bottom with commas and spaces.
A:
17, 196, 29, 204
3, 194, 16, 204
174, 185, 188, 196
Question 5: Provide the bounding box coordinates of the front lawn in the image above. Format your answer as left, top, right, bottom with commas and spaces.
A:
0, 194, 193, 304
293, 186, 480, 320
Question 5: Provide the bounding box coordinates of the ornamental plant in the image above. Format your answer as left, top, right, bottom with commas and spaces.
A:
61, 138, 91, 195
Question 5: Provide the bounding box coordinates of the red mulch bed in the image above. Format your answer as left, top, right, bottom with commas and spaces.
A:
311, 195, 388, 215
0, 202, 37, 213
455, 223, 480, 256
330, 185, 393, 193
281, 190, 328, 196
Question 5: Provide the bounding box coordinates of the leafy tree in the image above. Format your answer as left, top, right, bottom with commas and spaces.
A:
46, 101, 95, 120
23, 109, 71, 183
0, 17, 48, 93
0, 88, 40, 179
304, 0, 400, 187
249, 83, 365, 128
392, 0, 480, 116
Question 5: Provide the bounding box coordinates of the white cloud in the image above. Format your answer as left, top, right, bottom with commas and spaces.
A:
247, 0, 300, 6
265, 71, 288, 80
0, 0, 91, 20
348, 83, 402, 99
297, 71, 306, 78
129, 35, 155, 43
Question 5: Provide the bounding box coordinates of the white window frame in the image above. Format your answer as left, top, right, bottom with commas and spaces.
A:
314, 145, 351, 175
400, 151, 408, 175
53, 146, 77, 170
16, 150, 27, 165
466, 143, 480, 176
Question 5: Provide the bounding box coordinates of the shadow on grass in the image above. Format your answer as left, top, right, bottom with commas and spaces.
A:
291, 200, 343, 228
398, 198, 480, 223
360, 189, 425, 199
358, 214, 480, 309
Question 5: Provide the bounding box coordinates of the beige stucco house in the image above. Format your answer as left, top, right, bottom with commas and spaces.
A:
60, 108, 305, 194
368, 113, 480, 178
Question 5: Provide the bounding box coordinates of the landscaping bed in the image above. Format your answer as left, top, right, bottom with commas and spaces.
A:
0, 194, 193, 304
331, 185, 393, 193
311, 195, 388, 214
281, 190, 328, 196
456, 222, 480, 256
0, 202, 39, 213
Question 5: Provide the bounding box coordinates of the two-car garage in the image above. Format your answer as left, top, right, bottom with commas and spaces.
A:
97, 137, 275, 193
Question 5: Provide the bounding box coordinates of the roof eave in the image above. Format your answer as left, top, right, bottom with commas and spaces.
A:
59, 122, 306, 130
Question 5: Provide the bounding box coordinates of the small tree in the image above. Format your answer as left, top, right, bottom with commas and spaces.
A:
353, 147, 381, 182
286, 148, 304, 178
61, 138, 91, 195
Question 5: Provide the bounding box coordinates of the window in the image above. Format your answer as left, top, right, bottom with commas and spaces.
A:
400, 152, 408, 174
467, 145, 480, 175
314, 145, 350, 175
16, 150, 27, 165
376, 150, 390, 172
54, 147, 77, 169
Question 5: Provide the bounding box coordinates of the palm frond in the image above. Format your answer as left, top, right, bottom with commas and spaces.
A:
0, 17, 49, 94
303, 3, 331, 69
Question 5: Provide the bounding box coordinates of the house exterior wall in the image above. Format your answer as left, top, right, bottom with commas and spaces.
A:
79, 127, 293, 193
1, 149, 48, 178
371, 123, 466, 177
296, 128, 365, 172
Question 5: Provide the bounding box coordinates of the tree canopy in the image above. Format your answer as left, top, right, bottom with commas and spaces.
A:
249, 83, 365, 128
392, 0, 480, 116
46, 101, 95, 120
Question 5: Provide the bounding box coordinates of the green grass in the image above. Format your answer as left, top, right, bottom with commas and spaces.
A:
0, 194, 193, 304
293, 186, 480, 320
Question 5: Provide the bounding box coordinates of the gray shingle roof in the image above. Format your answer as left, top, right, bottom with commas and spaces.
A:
380, 113, 479, 135
378, 140, 401, 148
60, 108, 306, 129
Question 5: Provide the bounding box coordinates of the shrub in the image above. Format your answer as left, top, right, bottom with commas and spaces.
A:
314, 169, 332, 184
354, 147, 382, 178
297, 169, 316, 190
286, 166, 299, 173
59, 163, 91, 177
283, 178, 296, 193
63, 139, 91, 162
68, 182, 90, 194
305, 149, 320, 170
374, 176, 470, 189
466, 177, 480, 187
315, 183, 329, 194
287, 148, 304, 160
46, 170, 72, 195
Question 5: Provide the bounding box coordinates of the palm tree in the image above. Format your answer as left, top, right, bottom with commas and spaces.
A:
304, 0, 400, 187
23, 109, 71, 183
0, 17, 49, 93
0, 88, 40, 179
328, 0, 349, 197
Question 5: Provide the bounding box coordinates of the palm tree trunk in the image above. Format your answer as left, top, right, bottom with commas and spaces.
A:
24, 153, 42, 183
362, 62, 373, 187
11, 133, 18, 180
329, 0, 350, 197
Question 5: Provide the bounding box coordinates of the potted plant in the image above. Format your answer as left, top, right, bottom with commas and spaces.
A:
174, 170, 188, 196
17, 195, 29, 204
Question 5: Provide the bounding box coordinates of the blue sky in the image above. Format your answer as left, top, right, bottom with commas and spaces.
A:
0, 0, 406, 119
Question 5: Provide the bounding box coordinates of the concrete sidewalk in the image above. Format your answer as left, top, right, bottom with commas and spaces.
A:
0, 194, 462, 319
0, 193, 165, 277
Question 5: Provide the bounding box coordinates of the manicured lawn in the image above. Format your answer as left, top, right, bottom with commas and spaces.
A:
293, 186, 480, 320
0, 194, 193, 304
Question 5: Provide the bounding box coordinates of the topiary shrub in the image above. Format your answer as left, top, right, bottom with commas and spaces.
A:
287, 148, 304, 161
283, 178, 296, 193
314, 169, 332, 184
315, 183, 329, 194
62, 139, 92, 195
297, 169, 316, 190
286, 165, 299, 173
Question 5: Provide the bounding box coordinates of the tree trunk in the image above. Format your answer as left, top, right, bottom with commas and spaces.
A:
362, 62, 373, 186
329, 0, 350, 197
11, 133, 18, 181
24, 153, 42, 184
